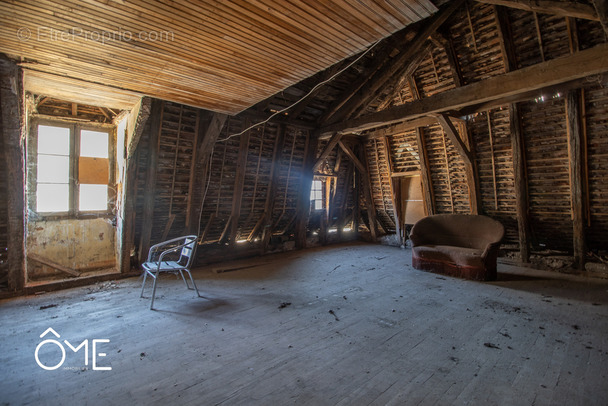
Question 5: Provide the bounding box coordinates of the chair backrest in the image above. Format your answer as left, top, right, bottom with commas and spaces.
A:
178, 235, 198, 267
410, 214, 504, 249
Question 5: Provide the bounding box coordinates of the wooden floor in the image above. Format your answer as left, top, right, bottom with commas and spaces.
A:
1, 242, 607, 405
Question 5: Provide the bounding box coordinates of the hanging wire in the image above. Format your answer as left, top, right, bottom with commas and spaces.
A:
216, 38, 383, 143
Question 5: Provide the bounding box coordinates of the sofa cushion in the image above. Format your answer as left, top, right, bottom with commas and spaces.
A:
413, 245, 484, 268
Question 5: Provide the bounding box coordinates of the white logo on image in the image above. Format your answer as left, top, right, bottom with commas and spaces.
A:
35, 328, 112, 371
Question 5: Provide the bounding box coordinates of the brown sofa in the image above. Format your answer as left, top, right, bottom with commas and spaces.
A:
409, 214, 504, 281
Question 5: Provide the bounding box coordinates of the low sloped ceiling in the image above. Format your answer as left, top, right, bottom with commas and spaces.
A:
0, 0, 438, 113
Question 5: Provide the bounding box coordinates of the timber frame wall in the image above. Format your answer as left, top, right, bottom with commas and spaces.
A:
1, 0, 608, 293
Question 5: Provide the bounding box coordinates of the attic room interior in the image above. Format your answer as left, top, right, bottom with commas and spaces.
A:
1, 0, 607, 404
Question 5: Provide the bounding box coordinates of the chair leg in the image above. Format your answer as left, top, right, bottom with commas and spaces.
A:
184, 270, 202, 297
150, 272, 160, 310
140, 271, 149, 298
178, 270, 189, 289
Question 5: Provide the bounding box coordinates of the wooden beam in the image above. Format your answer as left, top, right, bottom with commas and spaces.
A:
138, 99, 163, 263
436, 115, 480, 214
566, 90, 587, 270
494, 5, 517, 73
591, 0, 608, 37
476, 0, 599, 21
509, 103, 531, 263
0, 57, 25, 292
126, 97, 152, 159
459, 74, 606, 116
415, 127, 435, 216
327, 0, 465, 125
189, 112, 228, 235
313, 132, 344, 172
295, 131, 319, 249
436, 113, 474, 164
366, 116, 461, 139
338, 141, 367, 174
321, 43, 608, 136
28, 254, 80, 277
317, 36, 402, 124
119, 97, 152, 273
229, 126, 251, 245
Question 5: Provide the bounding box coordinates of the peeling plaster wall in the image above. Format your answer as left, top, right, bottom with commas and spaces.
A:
27, 218, 115, 280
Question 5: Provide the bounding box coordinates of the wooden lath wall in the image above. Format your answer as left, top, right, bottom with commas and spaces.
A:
365, 138, 397, 233
584, 83, 608, 250
131, 106, 311, 259
361, 0, 607, 258
469, 107, 518, 245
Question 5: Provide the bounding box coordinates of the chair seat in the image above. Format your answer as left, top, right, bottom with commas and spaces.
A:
142, 261, 187, 272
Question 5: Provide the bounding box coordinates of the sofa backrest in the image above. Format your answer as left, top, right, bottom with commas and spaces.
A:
410, 214, 504, 250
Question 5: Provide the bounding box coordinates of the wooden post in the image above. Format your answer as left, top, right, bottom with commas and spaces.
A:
138, 99, 163, 263
295, 131, 319, 249
509, 103, 531, 263
229, 125, 251, 245
189, 112, 228, 235
119, 98, 151, 273
415, 127, 435, 215
566, 90, 587, 270
0, 57, 25, 291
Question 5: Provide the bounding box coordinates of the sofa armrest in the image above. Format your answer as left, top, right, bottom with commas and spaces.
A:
481, 241, 497, 258
409, 231, 425, 247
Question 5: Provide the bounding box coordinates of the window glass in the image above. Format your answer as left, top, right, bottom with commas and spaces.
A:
310, 180, 323, 210
79, 184, 108, 211
37, 184, 69, 212
80, 130, 109, 158
38, 125, 69, 155
37, 155, 69, 183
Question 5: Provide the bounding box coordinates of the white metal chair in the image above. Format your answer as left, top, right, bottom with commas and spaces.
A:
140, 235, 201, 309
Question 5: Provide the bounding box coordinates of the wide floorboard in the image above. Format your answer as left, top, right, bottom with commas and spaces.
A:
1, 242, 607, 405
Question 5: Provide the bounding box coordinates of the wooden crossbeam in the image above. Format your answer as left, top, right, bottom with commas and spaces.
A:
476, 0, 599, 20
338, 141, 367, 175
313, 132, 344, 172
436, 114, 479, 214
321, 43, 608, 136
435, 113, 473, 164
326, 0, 465, 125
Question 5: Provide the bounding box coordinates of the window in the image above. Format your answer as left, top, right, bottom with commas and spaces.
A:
310, 180, 323, 211
30, 122, 114, 216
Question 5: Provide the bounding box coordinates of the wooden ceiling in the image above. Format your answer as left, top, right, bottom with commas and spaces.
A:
0, 0, 438, 113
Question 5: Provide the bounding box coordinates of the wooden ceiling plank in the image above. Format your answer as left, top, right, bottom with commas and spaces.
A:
16, 0, 326, 77
253, 0, 370, 49
226, 0, 376, 54
330, 0, 408, 32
